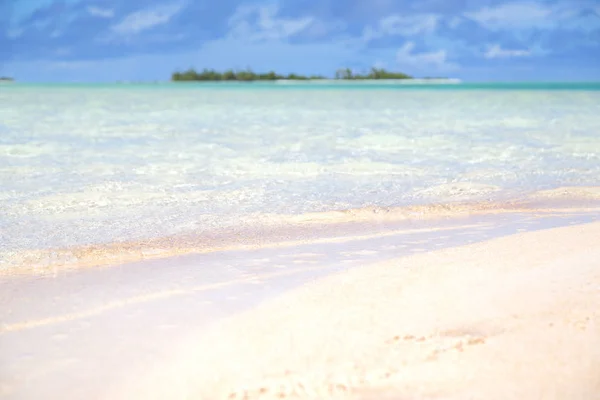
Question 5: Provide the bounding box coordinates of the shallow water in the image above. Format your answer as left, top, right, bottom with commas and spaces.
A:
1, 83, 600, 260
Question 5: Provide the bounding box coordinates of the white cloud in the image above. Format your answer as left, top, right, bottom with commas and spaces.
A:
396, 41, 458, 71
362, 14, 439, 42
464, 1, 600, 32
484, 44, 531, 59
111, 3, 185, 35
87, 6, 115, 19
559, 10, 600, 33
301, 19, 347, 39
227, 3, 315, 42
465, 2, 554, 30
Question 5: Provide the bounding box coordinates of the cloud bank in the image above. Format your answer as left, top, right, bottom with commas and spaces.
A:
2, 0, 599, 81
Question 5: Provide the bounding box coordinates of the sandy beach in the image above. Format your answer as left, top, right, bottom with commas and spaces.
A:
111, 220, 600, 400
2, 210, 597, 399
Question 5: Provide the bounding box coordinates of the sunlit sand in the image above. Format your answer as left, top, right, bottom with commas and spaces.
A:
117, 220, 600, 400
1, 196, 599, 399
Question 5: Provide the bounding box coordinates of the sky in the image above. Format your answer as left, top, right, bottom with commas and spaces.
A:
1, 0, 599, 82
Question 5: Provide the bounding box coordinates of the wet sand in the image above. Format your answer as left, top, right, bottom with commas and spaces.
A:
1, 205, 599, 399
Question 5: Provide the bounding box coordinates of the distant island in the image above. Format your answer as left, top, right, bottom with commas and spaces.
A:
171, 67, 416, 82
0, 76, 14, 82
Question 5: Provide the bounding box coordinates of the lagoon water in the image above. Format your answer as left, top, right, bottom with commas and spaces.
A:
1, 82, 600, 264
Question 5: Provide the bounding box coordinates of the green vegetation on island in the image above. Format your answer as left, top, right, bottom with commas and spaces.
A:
171, 67, 414, 82
333, 68, 411, 80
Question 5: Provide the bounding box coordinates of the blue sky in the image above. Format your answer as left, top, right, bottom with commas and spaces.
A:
1, 0, 599, 82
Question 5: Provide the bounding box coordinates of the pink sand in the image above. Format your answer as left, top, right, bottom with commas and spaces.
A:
116, 221, 600, 400
1, 213, 599, 399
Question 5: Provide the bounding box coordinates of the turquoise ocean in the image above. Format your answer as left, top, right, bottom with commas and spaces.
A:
1, 82, 600, 264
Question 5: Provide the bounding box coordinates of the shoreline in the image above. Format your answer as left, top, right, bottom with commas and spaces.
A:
2, 186, 600, 276
116, 220, 600, 400
1, 208, 599, 399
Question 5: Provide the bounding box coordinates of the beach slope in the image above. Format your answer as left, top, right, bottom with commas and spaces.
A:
129, 221, 600, 400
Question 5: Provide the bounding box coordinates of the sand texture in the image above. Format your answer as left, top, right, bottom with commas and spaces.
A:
120, 222, 600, 400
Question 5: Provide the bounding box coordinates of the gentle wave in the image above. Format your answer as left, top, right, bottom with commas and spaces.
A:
2, 190, 600, 275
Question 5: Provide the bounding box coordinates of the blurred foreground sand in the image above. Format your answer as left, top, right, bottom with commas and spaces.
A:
121, 221, 600, 400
